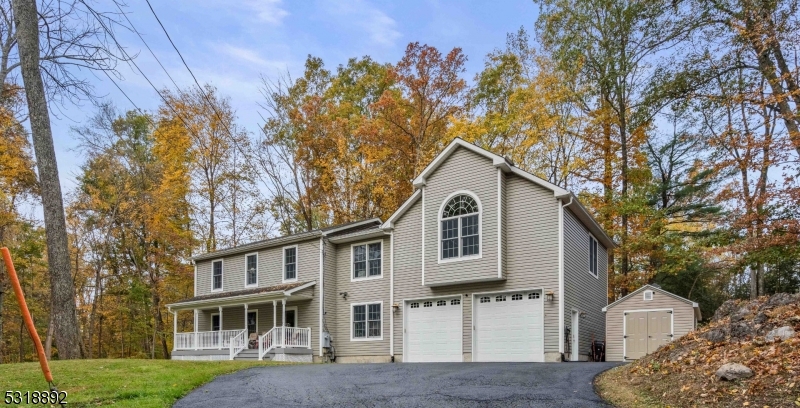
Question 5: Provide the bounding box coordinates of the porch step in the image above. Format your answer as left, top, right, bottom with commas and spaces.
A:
234, 349, 270, 361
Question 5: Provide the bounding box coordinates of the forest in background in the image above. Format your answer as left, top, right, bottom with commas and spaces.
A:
1, 0, 799, 362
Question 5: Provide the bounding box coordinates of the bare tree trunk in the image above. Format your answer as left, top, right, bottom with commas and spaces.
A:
12, 0, 83, 359
750, 265, 759, 300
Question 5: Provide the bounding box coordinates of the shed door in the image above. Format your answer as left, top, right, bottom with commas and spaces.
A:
625, 310, 672, 360
474, 292, 544, 362
647, 311, 672, 353
625, 312, 648, 360
405, 298, 462, 362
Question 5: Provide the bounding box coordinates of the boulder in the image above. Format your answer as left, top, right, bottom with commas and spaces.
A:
760, 293, 799, 310
703, 328, 727, 343
715, 363, 753, 381
712, 300, 740, 322
729, 321, 755, 340
753, 312, 768, 325
731, 306, 751, 322
765, 326, 795, 342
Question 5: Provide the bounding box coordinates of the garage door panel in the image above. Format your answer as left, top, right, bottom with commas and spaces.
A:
405, 298, 462, 362
474, 291, 544, 362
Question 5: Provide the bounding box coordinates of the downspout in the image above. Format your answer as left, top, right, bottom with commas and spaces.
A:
319, 236, 324, 358
558, 195, 574, 361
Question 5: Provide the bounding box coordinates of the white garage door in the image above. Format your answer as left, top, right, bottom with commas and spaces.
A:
474, 291, 544, 362
405, 297, 462, 362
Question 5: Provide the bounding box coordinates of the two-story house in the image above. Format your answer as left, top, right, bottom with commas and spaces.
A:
167, 138, 615, 363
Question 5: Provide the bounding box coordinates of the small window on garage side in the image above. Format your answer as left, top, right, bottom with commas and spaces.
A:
496, 295, 506, 302
410, 302, 419, 308
437, 300, 447, 306
643, 290, 654, 301
512, 294, 522, 301
423, 301, 433, 307
528, 293, 540, 300
450, 299, 460, 306
480, 296, 490, 303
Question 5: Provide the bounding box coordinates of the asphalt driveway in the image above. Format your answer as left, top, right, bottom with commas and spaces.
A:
174, 362, 621, 407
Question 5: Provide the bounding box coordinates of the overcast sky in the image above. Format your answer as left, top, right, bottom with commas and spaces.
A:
44, 0, 539, 194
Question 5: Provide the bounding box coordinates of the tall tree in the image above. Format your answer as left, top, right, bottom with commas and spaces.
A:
536, 0, 697, 297
12, 0, 81, 358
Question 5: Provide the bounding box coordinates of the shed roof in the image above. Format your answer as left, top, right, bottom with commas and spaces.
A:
602, 284, 702, 320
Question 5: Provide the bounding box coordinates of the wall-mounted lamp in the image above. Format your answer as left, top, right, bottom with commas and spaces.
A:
339, 291, 348, 300
580, 311, 587, 319
545, 291, 554, 302
392, 303, 399, 311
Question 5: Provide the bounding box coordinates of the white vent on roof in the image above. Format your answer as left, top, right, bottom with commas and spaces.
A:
643, 290, 654, 301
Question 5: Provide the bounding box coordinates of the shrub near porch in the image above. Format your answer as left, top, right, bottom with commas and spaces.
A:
0, 359, 282, 408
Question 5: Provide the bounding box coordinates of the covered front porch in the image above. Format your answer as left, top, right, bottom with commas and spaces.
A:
166, 282, 315, 362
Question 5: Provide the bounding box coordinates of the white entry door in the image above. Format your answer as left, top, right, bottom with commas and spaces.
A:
405, 297, 462, 362
474, 291, 544, 362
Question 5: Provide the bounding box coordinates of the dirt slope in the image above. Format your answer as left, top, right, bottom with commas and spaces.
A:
597, 293, 800, 407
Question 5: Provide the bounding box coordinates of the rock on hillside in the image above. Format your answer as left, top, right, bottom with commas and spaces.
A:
604, 293, 800, 408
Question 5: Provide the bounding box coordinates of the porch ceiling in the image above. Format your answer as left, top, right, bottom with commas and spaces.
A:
166, 281, 315, 311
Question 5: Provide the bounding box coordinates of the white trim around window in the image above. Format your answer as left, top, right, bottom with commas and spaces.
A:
350, 240, 384, 282
244, 252, 259, 288
211, 259, 224, 292
437, 190, 483, 264
643, 290, 654, 301
588, 233, 599, 279
350, 301, 383, 341
282, 245, 298, 283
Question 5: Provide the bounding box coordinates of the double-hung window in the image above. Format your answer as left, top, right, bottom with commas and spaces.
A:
245, 254, 258, 287
589, 236, 598, 277
352, 302, 382, 340
212, 260, 223, 291
441, 194, 480, 260
284, 246, 297, 282
353, 242, 382, 279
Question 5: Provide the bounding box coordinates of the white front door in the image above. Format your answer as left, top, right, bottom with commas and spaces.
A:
405, 298, 462, 362
474, 291, 544, 362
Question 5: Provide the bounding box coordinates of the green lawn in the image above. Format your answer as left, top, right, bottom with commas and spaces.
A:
0, 359, 282, 407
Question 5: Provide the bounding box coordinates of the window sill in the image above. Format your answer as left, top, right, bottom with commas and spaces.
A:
351, 275, 383, 282
282, 278, 298, 284
588, 271, 599, 279
245, 283, 258, 288
211, 288, 223, 292
349, 336, 383, 342
438, 254, 482, 264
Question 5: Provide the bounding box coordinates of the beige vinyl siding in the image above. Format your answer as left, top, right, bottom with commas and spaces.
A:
605, 292, 696, 361
197, 302, 305, 335
424, 147, 500, 286
392, 173, 561, 359
190, 238, 321, 353
563, 209, 608, 359
332, 237, 391, 357
194, 238, 318, 296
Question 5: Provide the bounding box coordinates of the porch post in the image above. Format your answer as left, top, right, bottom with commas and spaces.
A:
218, 306, 223, 350
281, 298, 286, 348
272, 300, 277, 329
193, 309, 198, 350
172, 310, 177, 351
244, 303, 249, 335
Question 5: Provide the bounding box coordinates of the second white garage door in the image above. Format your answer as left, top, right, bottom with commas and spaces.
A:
474, 291, 544, 362
404, 297, 462, 362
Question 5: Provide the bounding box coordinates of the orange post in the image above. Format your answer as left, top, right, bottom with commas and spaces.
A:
1, 247, 53, 383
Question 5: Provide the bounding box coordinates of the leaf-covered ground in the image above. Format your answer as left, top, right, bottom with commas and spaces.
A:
596, 293, 800, 408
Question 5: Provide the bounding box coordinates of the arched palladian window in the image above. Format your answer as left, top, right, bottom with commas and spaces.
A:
440, 194, 480, 259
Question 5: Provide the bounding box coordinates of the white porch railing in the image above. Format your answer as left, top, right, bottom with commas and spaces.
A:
229, 330, 247, 360
258, 326, 312, 360
174, 329, 245, 351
